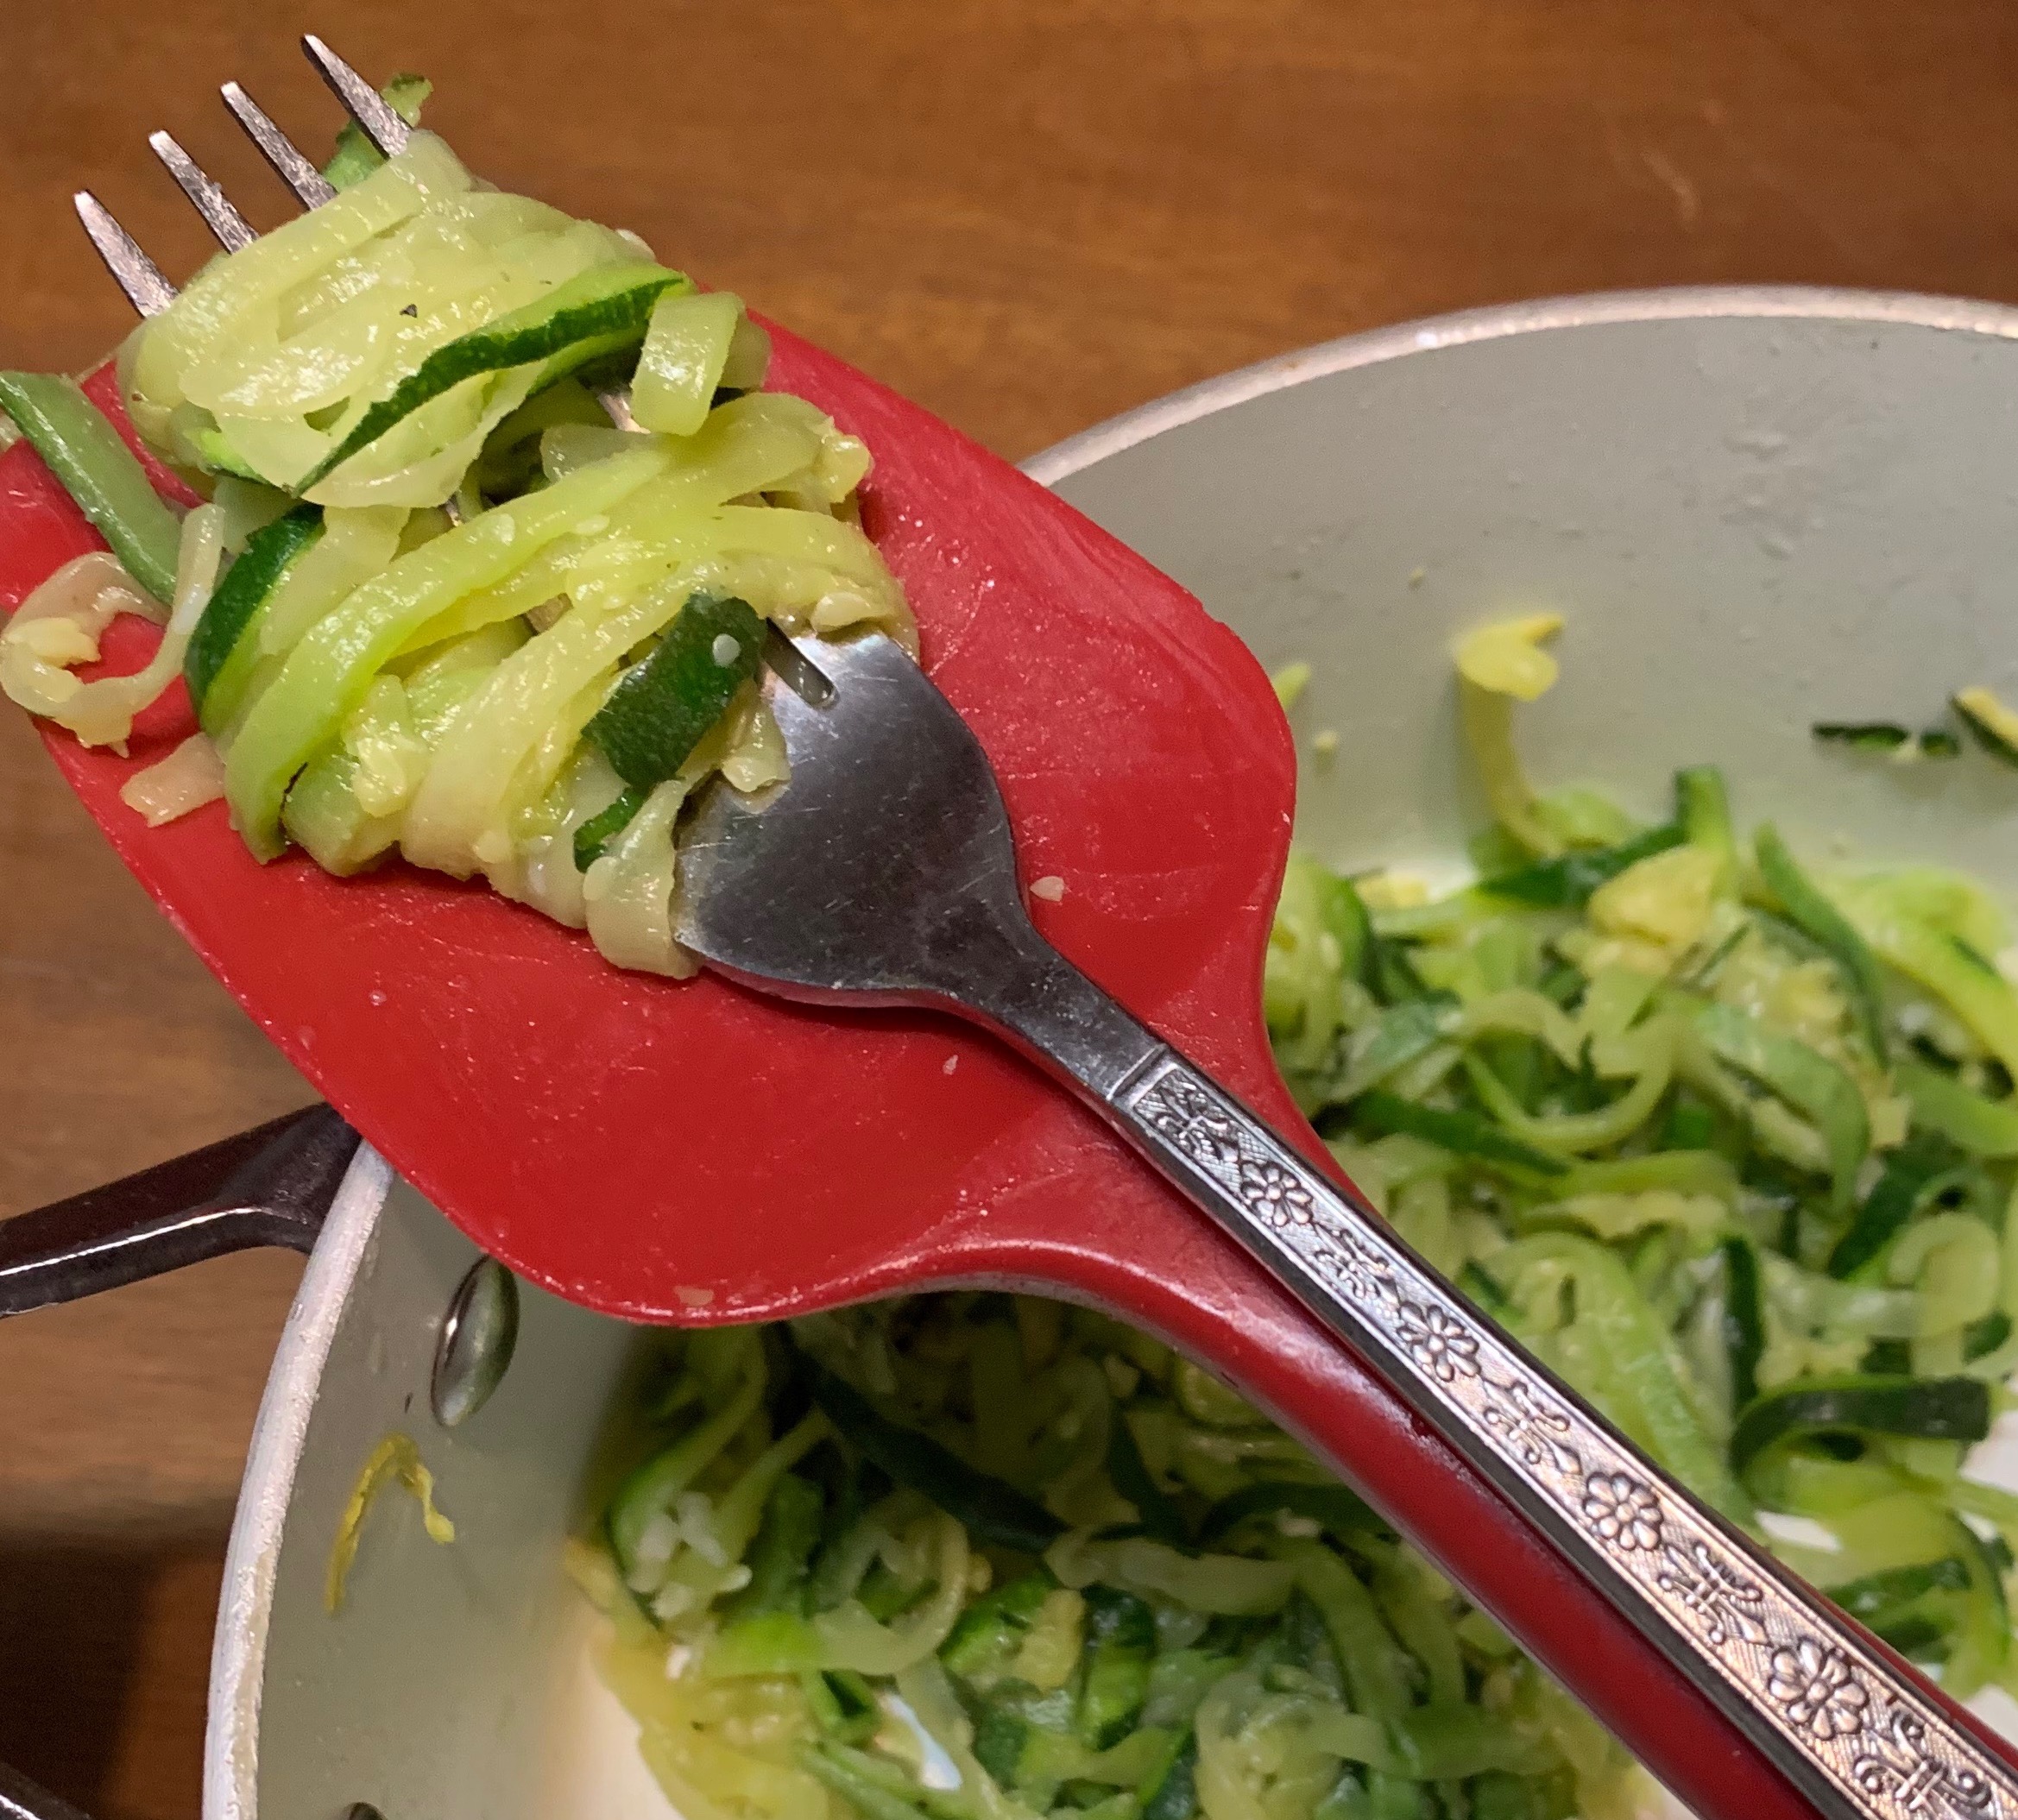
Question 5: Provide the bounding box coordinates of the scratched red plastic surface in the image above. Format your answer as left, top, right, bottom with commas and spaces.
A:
3, 350, 1964, 1818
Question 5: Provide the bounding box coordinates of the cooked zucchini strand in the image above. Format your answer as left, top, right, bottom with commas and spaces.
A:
1755, 824, 1889, 1061
797, 1351, 1065, 1555
0, 371, 183, 603
185, 505, 324, 732
299, 264, 691, 494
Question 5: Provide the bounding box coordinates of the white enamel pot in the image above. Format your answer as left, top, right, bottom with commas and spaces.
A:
9, 284, 2018, 1820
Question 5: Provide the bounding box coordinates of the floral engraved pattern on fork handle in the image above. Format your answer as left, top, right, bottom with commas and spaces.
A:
1114, 1053, 2018, 1820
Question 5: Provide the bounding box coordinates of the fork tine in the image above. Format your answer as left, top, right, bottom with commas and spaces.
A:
221, 82, 337, 209
73, 192, 177, 317
148, 130, 256, 253
300, 36, 408, 157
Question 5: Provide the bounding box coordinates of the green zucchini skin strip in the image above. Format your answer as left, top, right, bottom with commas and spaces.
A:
1689, 1000, 1868, 1214
1719, 1237, 1763, 1413
1366, 934, 1446, 1007
1729, 1373, 1990, 1482
1351, 1088, 1570, 1177
573, 784, 649, 872
940, 1571, 1056, 1680
799, 1668, 880, 1744
1812, 723, 1963, 760
1755, 824, 1889, 1061
1826, 1554, 1984, 1666
1830, 1555, 1971, 1619
1138, 1732, 1197, 1820
225, 445, 668, 859
185, 505, 324, 730
1675, 765, 1737, 891
1076, 1585, 1156, 1748
798, 1742, 935, 1820
585, 592, 765, 790
0, 371, 183, 604
1966, 1310, 2015, 1362
1832, 891, 2018, 1082
1106, 1413, 1191, 1550
1195, 1480, 1388, 1546
725, 1472, 825, 1622
1895, 1060, 2018, 1157
298, 264, 691, 493
796, 1352, 1064, 1555
1827, 1129, 1961, 1280
1479, 822, 1684, 910
1317, 866, 1374, 985
1813, 721, 1911, 752
1956, 690, 2018, 767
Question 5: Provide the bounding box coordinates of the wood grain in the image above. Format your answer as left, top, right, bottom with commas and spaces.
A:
3, 1, 2017, 1814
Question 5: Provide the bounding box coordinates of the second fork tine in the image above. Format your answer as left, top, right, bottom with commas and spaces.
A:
148, 131, 256, 253
222, 83, 337, 210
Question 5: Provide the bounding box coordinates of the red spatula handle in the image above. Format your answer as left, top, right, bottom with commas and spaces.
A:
958, 948, 2018, 1820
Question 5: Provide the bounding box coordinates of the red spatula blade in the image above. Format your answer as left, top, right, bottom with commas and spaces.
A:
2, 331, 1299, 1322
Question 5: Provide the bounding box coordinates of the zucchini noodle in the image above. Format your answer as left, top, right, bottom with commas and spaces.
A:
3, 92, 912, 984
575, 1301, 1646, 1820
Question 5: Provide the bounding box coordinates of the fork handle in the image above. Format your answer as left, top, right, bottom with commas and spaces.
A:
976, 950, 2018, 1820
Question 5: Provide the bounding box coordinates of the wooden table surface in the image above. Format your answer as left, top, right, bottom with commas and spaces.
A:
5, 1, 2018, 1811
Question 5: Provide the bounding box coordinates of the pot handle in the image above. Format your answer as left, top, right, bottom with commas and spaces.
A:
0, 1104, 361, 1317
0, 1763, 91, 1820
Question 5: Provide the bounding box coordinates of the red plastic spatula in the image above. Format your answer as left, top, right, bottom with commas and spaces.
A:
0, 350, 1908, 1820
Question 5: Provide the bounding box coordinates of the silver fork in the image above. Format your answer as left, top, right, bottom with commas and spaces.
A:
673, 628, 2018, 1820
75, 39, 368, 321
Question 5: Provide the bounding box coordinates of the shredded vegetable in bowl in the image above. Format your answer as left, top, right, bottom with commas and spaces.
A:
571, 1300, 1646, 1820
564, 617, 2018, 1820
0, 78, 910, 980
1265, 620, 2018, 1705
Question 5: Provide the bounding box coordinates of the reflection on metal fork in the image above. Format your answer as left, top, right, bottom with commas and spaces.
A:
220, 81, 337, 209
148, 129, 255, 251
73, 191, 173, 317
301, 34, 411, 155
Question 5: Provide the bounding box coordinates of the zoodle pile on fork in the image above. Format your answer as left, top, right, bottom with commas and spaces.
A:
0, 72, 910, 979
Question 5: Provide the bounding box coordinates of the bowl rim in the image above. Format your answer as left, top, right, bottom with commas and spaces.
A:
210, 1144, 396, 1820
1024, 281, 2018, 488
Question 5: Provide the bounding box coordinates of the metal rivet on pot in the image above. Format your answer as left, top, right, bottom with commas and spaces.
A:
344, 1806, 386, 1820
431, 1256, 519, 1427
